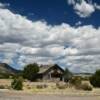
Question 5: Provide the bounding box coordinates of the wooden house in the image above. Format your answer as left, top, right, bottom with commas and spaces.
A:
37, 64, 64, 81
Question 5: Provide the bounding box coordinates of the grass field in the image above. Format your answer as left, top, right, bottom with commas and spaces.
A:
0, 79, 100, 96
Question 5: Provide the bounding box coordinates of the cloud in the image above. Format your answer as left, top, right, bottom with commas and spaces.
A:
67, 0, 75, 5
74, 0, 95, 17
67, 0, 100, 18
0, 3, 10, 8
0, 2, 100, 72
75, 21, 82, 26
94, 3, 100, 10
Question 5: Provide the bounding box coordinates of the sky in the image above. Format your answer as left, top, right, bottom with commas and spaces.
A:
0, 0, 100, 73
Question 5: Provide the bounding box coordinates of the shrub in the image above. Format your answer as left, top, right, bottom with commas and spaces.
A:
80, 83, 93, 91
26, 85, 32, 89
70, 76, 82, 87
36, 84, 48, 89
56, 82, 67, 89
36, 85, 43, 89
0, 85, 5, 89
0, 73, 14, 79
0, 85, 11, 89
11, 77, 23, 90
90, 70, 100, 87
5, 85, 11, 89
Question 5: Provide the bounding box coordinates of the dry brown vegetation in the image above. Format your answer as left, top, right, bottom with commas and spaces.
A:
0, 79, 100, 96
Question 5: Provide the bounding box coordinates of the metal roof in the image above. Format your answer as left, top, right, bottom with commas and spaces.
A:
38, 64, 54, 73
38, 64, 64, 74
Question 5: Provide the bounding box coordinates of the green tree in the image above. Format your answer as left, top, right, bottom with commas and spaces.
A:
90, 70, 100, 87
63, 68, 72, 82
11, 77, 23, 90
23, 63, 39, 81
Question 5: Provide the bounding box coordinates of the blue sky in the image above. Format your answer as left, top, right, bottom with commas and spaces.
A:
0, 0, 100, 73
0, 0, 100, 26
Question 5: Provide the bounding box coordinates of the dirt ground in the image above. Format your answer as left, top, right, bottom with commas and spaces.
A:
0, 91, 100, 100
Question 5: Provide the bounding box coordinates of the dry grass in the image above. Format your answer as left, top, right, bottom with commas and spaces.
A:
0, 79, 100, 96
0, 79, 12, 86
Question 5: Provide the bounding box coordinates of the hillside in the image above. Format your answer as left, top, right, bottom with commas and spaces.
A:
0, 63, 20, 78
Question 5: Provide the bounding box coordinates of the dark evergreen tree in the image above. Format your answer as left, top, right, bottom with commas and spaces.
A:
23, 63, 39, 81
63, 68, 72, 82
90, 70, 100, 87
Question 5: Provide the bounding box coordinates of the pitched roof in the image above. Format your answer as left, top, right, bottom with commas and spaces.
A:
39, 64, 53, 73
38, 64, 64, 74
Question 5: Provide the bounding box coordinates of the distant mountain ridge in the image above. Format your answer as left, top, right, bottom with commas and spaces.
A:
0, 63, 20, 75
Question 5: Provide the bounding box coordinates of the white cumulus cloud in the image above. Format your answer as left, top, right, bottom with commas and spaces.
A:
74, 0, 95, 17
0, 2, 100, 72
67, 0, 100, 18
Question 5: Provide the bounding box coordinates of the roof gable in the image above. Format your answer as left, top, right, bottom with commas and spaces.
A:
39, 64, 64, 74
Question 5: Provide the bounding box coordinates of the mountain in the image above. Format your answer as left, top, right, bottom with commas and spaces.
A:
0, 63, 20, 78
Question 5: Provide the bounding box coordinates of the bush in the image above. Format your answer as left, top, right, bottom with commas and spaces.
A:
80, 83, 93, 91
90, 70, 100, 87
26, 85, 32, 89
81, 76, 90, 81
56, 82, 67, 89
0, 85, 5, 89
36, 84, 48, 89
23, 63, 39, 81
70, 76, 82, 87
11, 77, 23, 90
0, 73, 14, 79
0, 85, 11, 89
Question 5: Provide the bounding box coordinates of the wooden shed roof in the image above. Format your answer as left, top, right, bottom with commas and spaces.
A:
38, 64, 64, 74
